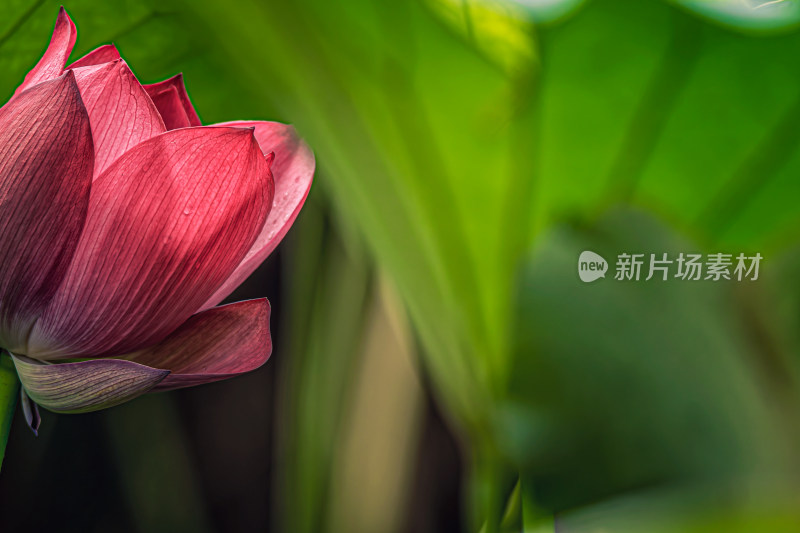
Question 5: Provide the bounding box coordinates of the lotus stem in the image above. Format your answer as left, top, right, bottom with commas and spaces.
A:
0, 351, 20, 472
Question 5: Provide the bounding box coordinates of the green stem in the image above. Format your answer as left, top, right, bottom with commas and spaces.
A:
471, 441, 511, 533
0, 351, 20, 472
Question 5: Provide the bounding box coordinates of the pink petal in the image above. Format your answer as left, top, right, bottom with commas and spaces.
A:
144, 74, 202, 130
12, 354, 168, 414
28, 126, 274, 360
149, 85, 191, 129
0, 72, 93, 354
67, 44, 121, 69
14, 8, 76, 96
200, 121, 314, 310
125, 299, 271, 391
72, 60, 166, 177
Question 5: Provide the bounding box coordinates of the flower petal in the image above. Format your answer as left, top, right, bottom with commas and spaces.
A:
73, 60, 166, 177
19, 387, 41, 436
125, 299, 271, 391
29, 127, 274, 359
0, 73, 93, 353
14, 8, 76, 96
12, 354, 168, 414
200, 121, 314, 310
144, 74, 202, 130
67, 44, 121, 69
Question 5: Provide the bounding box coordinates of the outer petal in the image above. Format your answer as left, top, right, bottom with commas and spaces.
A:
67, 44, 121, 69
73, 60, 166, 177
0, 73, 93, 353
28, 127, 274, 359
200, 121, 314, 310
144, 74, 202, 130
125, 299, 271, 391
14, 8, 76, 96
12, 354, 168, 414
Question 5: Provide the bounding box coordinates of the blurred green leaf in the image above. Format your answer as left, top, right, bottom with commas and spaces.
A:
0, 354, 19, 471
521, 483, 556, 532
423, 0, 538, 74
556, 484, 800, 532
503, 209, 800, 512
275, 191, 374, 533
763, 243, 800, 357
511, 0, 589, 24
673, 0, 800, 33
532, 0, 800, 250
327, 278, 425, 533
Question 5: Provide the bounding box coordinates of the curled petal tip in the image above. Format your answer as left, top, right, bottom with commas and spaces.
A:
265, 151, 276, 166
14, 7, 77, 95
227, 127, 263, 150
241, 127, 264, 150
70, 58, 165, 177
67, 44, 121, 69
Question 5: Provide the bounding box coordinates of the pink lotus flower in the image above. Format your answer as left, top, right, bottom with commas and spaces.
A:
0, 8, 314, 421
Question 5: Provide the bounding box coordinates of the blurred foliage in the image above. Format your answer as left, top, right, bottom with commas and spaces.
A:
0, 355, 18, 470
555, 483, 800, 532
326, 277, 424, 533
506, 210, 800, 518
509, 0, 589, 24
275, 191, 372, 533
673, 0, 800, 32
4, 0, 800, 531
423, 0, 537, 74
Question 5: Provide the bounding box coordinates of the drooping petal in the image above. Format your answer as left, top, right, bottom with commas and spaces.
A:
19, 387, 41, 435
67, 43, 121, 69
0, 73, 93, 353
28, 127, 274, 360
200, 121, 314, 310
144, 74, 202, 130
72, 60, 166, 176
14, 8, 76, 96
12, 354, 168, 414
125, 299, 271, 391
